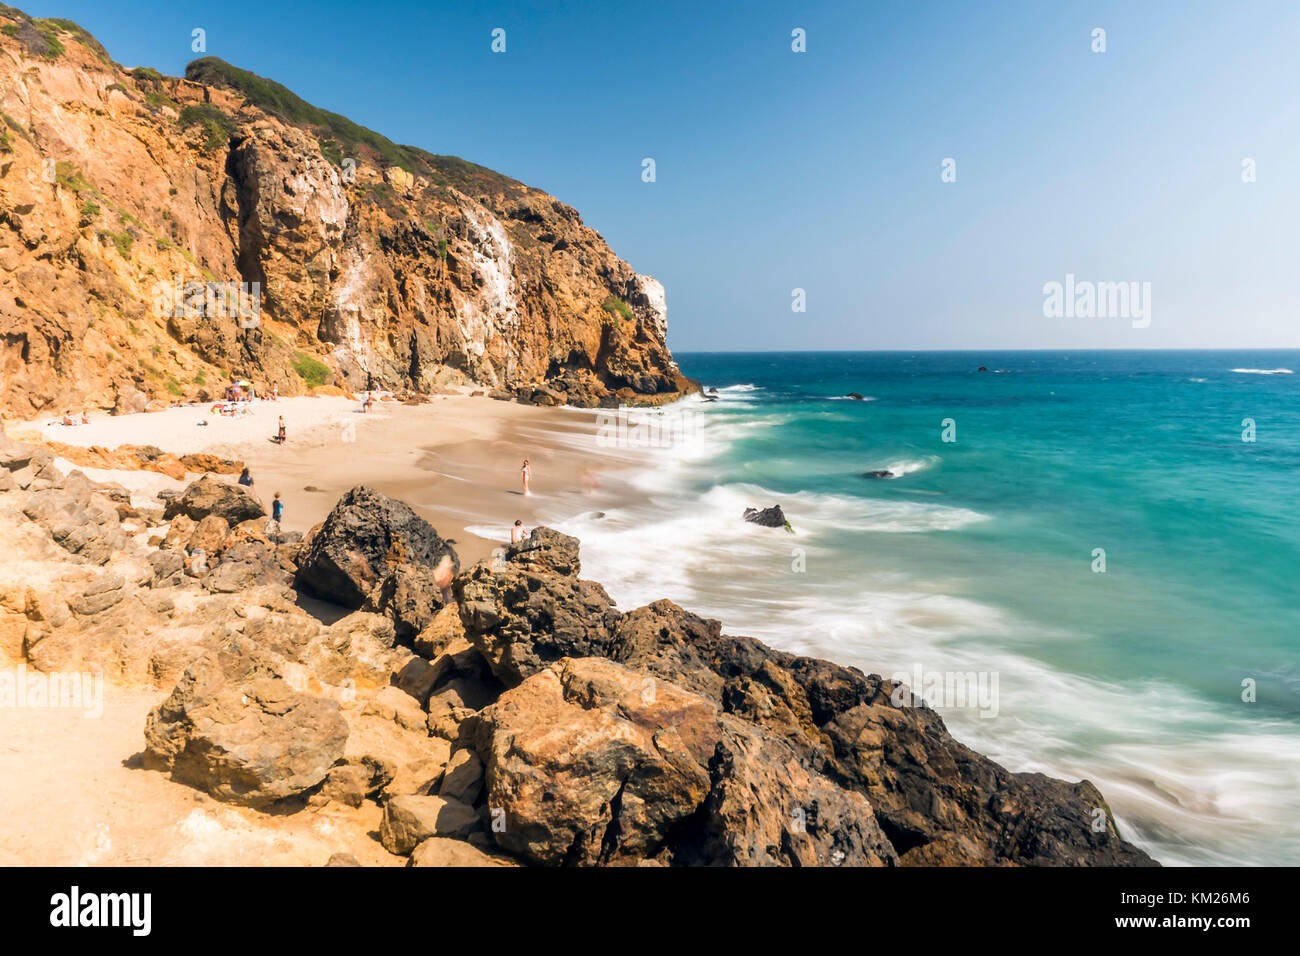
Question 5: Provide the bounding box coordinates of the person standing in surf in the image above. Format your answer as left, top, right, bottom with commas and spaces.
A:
521, 458, 532, 496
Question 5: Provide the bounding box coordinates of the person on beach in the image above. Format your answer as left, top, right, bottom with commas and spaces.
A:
238, 467, 256, 496
362, 391, 374, 413
277, 416, 286, 445
521, 458, 531, 496
270, 492, 284, 542
270, 384, 279, 402
510, 519, 527, 544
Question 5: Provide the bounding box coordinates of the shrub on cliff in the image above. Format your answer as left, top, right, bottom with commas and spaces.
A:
601, 296, 633, 325
179, 104, 236, 153
292, 351, 330, 388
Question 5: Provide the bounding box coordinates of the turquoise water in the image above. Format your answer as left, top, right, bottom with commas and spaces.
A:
550, 350, 1300, 866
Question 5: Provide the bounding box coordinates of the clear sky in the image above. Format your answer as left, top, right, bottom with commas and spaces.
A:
18, 0, 1300, 350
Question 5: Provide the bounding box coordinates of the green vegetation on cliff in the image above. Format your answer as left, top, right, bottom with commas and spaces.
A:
179, 103, 237, 153
292, 352, 330, 388
184, 56, 518, 194
601, 296, 634, 325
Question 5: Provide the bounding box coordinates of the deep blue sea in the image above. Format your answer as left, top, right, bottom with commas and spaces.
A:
550, 350, 1300, 866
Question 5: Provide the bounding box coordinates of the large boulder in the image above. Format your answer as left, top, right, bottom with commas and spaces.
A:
362, 564, 447, 642
504, 526, 581, 576
163, 475, 266, 525
143, 638, 349, 808
112, 385, 148, 416
454, 563, 622, 686
296, 486, 459, 608
22, 471, 129, 565
473, 656, 897, 866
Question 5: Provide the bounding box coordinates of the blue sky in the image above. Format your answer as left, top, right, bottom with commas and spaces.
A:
20, 0, 1300, 350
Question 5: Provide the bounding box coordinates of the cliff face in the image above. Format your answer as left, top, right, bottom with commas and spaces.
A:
0, 8, 694, 418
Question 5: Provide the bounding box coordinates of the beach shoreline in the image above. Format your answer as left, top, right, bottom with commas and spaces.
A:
8, 393, 658, 566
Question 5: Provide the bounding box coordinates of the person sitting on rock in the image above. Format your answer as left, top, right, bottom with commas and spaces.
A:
510, 519, 527, 544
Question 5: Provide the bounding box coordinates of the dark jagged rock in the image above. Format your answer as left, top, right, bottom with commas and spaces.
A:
504, 526, 581, 577
845, 392, 866, 400
295, 485, 459, 608
163, 475, 266, 525
473, 656, 898, 867
363, 564, 448, 642
453, 547, 1157, 867
863, 469, 898, 479
454, 563, 622, 686
743, 505, 792, 532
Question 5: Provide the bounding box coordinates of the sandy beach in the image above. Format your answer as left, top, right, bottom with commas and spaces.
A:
10, 392, 652, 565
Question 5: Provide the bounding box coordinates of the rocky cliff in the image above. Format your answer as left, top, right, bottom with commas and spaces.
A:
0, 6, 695, 418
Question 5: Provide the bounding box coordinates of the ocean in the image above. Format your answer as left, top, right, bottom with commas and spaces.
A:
545, 350, 1300, 867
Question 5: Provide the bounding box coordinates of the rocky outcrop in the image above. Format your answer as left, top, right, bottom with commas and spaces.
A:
0, 10, 696, 419
453, 556, 1156, 867
296, 485, 459, 609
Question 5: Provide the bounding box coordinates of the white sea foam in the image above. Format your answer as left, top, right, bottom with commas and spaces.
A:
1230, 367, 1293, 374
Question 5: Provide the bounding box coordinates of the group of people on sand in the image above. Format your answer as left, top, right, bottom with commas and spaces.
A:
57, 411, 91, 426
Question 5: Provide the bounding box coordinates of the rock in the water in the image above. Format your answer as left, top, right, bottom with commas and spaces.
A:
163, 475, 266, 525
742, 505, 791, 531
862, 470, 898, 479
845, 392, 866, 400
143, 639, 349, 808
504, 526, 581, 576
296, 486, 459, 608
